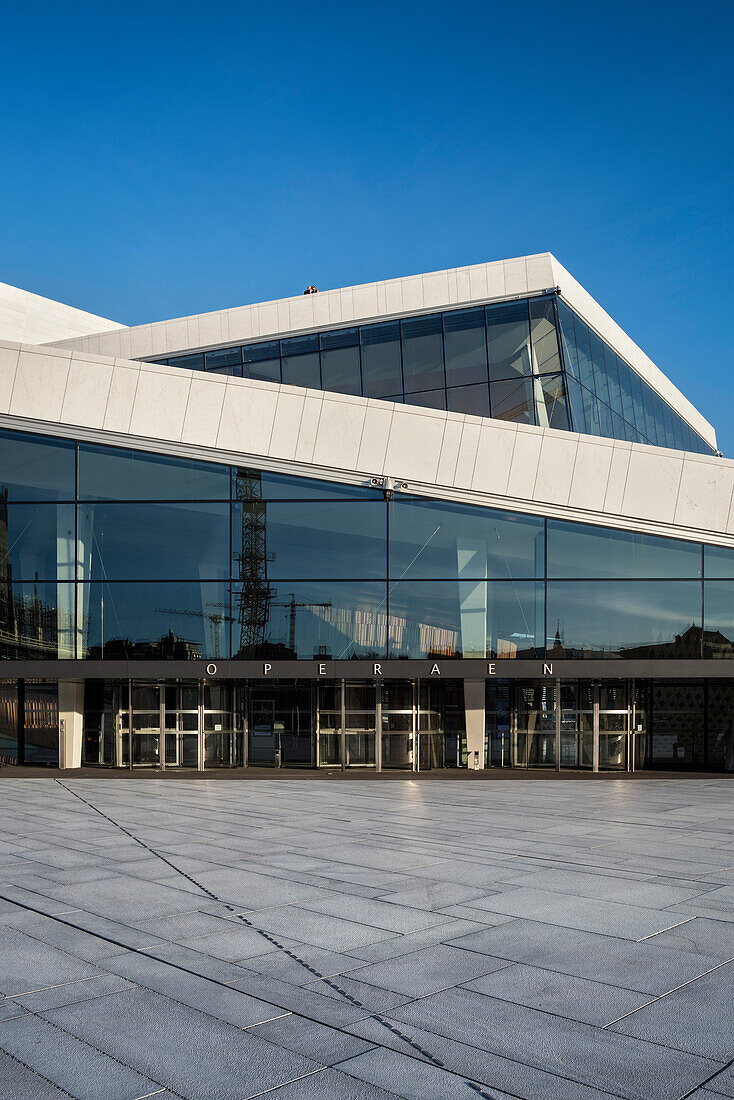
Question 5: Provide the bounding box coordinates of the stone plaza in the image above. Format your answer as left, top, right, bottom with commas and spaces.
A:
0, 776, 733, 1099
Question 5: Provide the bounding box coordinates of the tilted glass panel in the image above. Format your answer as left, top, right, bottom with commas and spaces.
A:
168, 353, 204, 371
573, 317, 595, 391
603, 346, 622, 416
0, 503, 75, 581
556, 298, 579, 380
641, 384, 658, 444
0, 580, 75, 659
78, 444, 229, 501
360, 321, 402, 397
580, 386, 601, 435
703, 581, 734, 657
547, 581, 701, 658
243, 358, 280, 383
232, 500, 386, 580
320, 346, 361, 394
443, 308, 488, 387
588, 330, 610, 406
410, 389, 446, 410
388, 580, 543, 659
231, 579, 386, 659
538, 374, 570, 431
80, 581, 230, 659
205, 347, 241, 369
281, 352, 320, 389
529, 297, 562, 375
486, 301, 531, 381
231, 469, 382, 501
617, 359, 637, 427
490, 377, 535, 424
78, 502, 229, 580
547, 520, 701, 578
447, 383, 490, 417
0, 429, 75, 502
629, 371, 648, 438
281, 334, 318, 355
244, 340, 280, 362
598, 402, 615, 439
320, 328, 358, 350
389, 499, 544, 579
564, 375, 586, 433
401, 314, 444, 393
704, 545, 734, 578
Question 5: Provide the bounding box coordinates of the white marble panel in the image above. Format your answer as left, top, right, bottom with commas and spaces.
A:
295, 394, 323, 464
338, 288, 355, 322
453, 420, 481, 488
103, 362, 140, 433
525, 253, 555, 291
312, 293, 332, 328
422, 272, 450, 308
288, 296, 316, 332
468, 265, 489, 301
384, 407, 445, 483
436, 417, 464, 485
312, 395, 367, 470
10, 349, 71, 421
216, 379, 279, 455
327, 292, 345, 324
61, 357, 113, 428
471, 421, 517, 495
533, 433, 578, 506
225, 306, 254, 343
129, 366, 191, 442
129, 325, 154, 359
269, 390, 306, 461
485, 261, 506, 300
603, 446, 632, 515
0, 343, 20, 413
455, 268, 471, 303
384, 280, 403, 315
257, 302, 279, 336
352, 283, 379, 320
276, 300, 291, 332
198, 310, 226, 348
567, 439, 615, 512
357, 403, 393, 474
506, 428, 542, 499
621, 449, 684, 524
181, 374, 227, 447
674, 456, 734, 531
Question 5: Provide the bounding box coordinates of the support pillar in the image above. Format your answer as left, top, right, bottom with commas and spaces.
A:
58, 681, 84, 770
464, 679, 485, 770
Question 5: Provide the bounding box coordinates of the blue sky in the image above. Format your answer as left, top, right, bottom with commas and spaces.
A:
2, 1, 732, 450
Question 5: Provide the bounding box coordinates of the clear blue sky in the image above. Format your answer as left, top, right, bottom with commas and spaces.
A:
2, 1, 732, 450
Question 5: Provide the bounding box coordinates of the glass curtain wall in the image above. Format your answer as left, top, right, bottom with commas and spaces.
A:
152, 295, 713, 455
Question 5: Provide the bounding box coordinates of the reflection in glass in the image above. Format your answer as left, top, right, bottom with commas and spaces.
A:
547, 580, 701, 658
388, 580, 543, 659
447, 383, 490, 417
0, 581, 75, 659
281, 353, 320, 389
410, 389, 446, 410
360, 322, 402, 397
78, 444, 229, 502
79, 502, 229, 580
80, 581, 230, 659
547, 520, 701, 579
704, 545, 734, 578
490, 377, 535, 423
232, 469, 382, 501
538, 374, 570, 431
703, 581, 734, 657
232, 500, 386, 580
0, 503, 75, 580
401, 314, 444, 393
320, 345, 361, 394
0, 429, 75, 502
529, 298, 562, 375
486, 301, 531, 381
443, 308, 487, 387
232, 580, 386, 659
389, 499, 543, 580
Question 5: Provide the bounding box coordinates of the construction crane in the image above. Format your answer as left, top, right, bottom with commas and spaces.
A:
271, 593, 332, 655
153, 603, 232, 659
233, 471, 275, 655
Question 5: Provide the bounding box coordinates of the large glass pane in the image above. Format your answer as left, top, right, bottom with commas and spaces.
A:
360, 321, 402, 397
486, 301, 531, 381
281, 334, 318, 355
232, 468, 382, 501
581, 386, 602, 435
232, 500, 386, 580
0, 429, 75, 502
409, 389, 446, 410
546, 581, 701, 658
490, 377, 535, 423
547, 520, 701, 579
529, 297, 562, 375
443, 308, 488, 387
705, 545, 734, 578
617, 359, 636, 428
388, 580, 543, 659
78, 444, 229, 501
80, 581, 229, 659
389, 499, 544, 579
232, 580, 386, 659
537, 374, 570, 431
23, 682, 59, 764
281, 353, 320, 389
706, 683, 734, 769
447, 383, 490, 417
205, 347, 242, 369
0, 680, 19, 762
556, 298, 579, 380
167, 353, 204, 371
589, 331, 610, 406
574, 318, 595, 391
704, 581, 734, 657
565, 376, 586, 433
651, 683, 703, 766
401, 315, 444, 393
0, 503, 74, 580
604, 347, 622, 415
78, 502, 229, 580
320, 346, 361, 394
629, 371, 648, 438
243, 358, 280, 383
0, 581, 75, 659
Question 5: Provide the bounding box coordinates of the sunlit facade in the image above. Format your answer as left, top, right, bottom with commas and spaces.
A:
0, 254, 731, 771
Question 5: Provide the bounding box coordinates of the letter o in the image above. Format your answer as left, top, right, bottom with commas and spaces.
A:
206, 663, 217, 676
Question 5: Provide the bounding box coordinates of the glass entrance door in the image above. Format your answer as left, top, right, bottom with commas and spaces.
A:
130, 682, 162, 767
249, 684, 314, 766
164, 682, 200, 768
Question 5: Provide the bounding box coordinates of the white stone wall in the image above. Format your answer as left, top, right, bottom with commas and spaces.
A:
0, 280, 122, 345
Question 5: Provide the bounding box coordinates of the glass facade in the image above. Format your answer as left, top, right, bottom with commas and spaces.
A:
149, 294, 714, 455
0, 426, 732, 662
